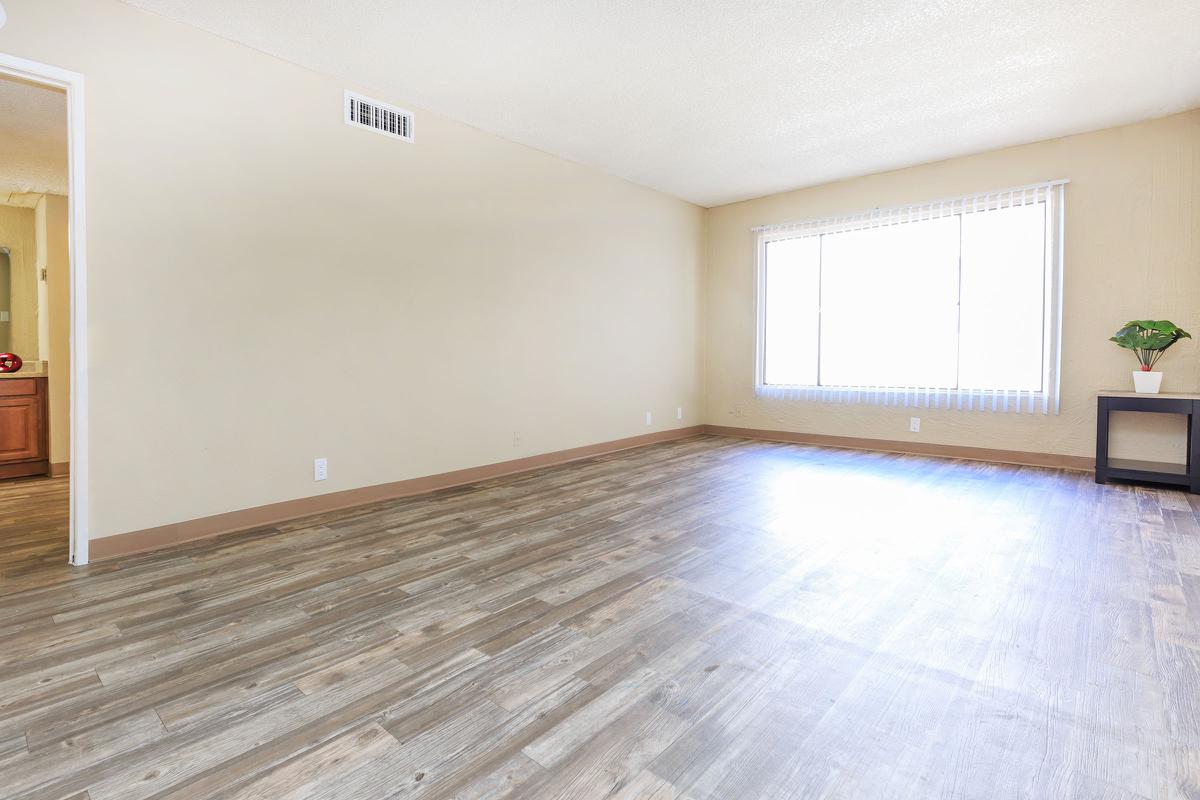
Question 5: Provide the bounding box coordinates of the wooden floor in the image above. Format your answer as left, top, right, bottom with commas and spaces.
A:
2, 436, 1200, 799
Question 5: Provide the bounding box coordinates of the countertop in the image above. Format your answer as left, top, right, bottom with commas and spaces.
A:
0, 361, 49, 379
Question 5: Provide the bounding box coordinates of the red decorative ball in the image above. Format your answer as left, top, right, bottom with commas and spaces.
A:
0, 353, 23, 373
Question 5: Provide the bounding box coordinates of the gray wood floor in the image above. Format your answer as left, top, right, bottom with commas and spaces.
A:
1, 435, 1199, 799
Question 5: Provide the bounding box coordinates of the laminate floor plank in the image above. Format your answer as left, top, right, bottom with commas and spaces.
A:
2, 436, 1199, 798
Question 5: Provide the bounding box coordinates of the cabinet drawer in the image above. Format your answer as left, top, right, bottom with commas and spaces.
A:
0, 379, 37, 397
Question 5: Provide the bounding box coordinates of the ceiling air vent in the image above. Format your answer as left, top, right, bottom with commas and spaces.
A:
344, 90, 414, 143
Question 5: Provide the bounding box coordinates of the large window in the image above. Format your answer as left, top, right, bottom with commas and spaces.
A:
756, 182, 1064, 413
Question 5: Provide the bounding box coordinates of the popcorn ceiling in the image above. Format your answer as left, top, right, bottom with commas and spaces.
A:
119, 0, 1200, 207
0, 75, 67, 196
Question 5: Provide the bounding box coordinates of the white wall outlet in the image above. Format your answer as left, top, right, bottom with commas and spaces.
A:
676, 407, 683, 420
512, 431, 521, 448
313, 457, 328, 481
909, 417, 921, 433
645, 411, 653, 426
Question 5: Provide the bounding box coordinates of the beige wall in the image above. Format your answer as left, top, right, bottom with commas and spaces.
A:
0, 203, 37, 357
3, 0, 1196, 544
37, 193, 70, 466
35, 193, 49, 362
0, 195, 68, 465
706, 111, 1200, 462
0, 0, 705, 540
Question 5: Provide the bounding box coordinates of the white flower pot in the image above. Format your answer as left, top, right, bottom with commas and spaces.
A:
1132, 370, 1162, 394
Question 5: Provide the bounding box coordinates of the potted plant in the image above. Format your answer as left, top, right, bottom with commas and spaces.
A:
1109, 320, 1191, 393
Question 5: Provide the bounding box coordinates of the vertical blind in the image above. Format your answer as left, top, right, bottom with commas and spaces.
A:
753, 179, 1066, 414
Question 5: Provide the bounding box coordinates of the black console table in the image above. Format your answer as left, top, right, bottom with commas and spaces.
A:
1096, 391, 1200, 493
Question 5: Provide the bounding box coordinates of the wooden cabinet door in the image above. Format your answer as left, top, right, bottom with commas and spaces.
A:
0, 396, 46, 462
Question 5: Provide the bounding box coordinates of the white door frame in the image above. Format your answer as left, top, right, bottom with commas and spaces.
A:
0, 52, 89, 565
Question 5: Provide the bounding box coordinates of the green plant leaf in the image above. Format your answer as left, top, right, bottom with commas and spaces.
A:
1115, 324, 1143, 337
1141, 333, 1176, 350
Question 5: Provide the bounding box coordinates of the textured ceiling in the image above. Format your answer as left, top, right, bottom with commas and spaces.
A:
0, 73, 67, 196
120, 0, 1200, 207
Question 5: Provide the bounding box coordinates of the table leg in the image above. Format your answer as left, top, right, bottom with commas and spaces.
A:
1190, 401, 1200, 494
1095, 397, 1109, 485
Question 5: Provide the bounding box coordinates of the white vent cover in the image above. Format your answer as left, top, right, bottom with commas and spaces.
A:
344, 90, 414, 142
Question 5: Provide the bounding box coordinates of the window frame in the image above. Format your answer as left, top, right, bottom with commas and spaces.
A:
753, 181, 1065, 414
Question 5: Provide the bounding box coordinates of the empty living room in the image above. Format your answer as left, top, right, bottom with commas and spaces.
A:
1, 0, 1199, 797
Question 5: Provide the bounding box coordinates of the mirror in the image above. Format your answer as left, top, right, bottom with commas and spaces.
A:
0, 250, 9, 351
0, 205, 40, 359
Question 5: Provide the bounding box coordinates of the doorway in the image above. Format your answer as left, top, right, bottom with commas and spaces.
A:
0, 53, 88, 565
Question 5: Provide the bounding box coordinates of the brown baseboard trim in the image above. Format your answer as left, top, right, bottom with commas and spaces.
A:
90, 426, 705, 561
701, 425, 1094, 471
49, 461, 69, 477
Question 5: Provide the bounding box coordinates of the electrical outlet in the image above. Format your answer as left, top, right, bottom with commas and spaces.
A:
909, 417, 920, 433
512, 431, 521, 448
676, 407, 683, 420
645, 411, 653, 426
313, 457, 328, 481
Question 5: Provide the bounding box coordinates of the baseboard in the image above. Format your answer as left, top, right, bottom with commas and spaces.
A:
701, 425, 1095, 471
89, 426, 705, 561
49, 461, 69, 477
